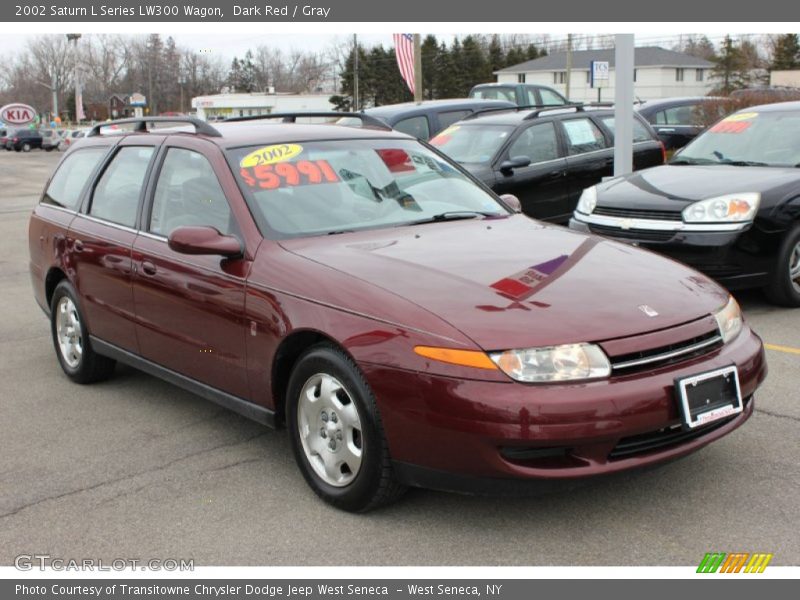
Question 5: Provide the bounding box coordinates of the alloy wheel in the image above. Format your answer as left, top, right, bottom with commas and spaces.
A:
791, 241, 800, 294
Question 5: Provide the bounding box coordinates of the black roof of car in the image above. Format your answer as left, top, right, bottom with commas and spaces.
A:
363, 99, 515, 121
738, 100, 800, 112
635, 96, 722, 114
457, 106, 616, 126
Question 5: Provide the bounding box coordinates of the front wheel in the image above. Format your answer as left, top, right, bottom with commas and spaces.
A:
50, 281, 116, 383
765, 225, 800, 307
22, 142, 31, 152
286, 344, 405, 512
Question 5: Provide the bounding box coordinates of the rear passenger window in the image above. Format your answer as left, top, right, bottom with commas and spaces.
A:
600, 116, 654, 143
508, 122, 559, 163
394, 116, 430, 139
43, 148, 107, 210
561, 118, 607, 155
90, 146, 154, 228
438, 110, 471, 131
149, 148, 233, 236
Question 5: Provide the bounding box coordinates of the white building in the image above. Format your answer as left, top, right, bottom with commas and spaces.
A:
495, 47, 716, 104
191, 93, 335, 121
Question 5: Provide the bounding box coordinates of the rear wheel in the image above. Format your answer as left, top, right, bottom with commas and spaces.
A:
286, 344, 405, 512
50, 281, 116, 383
765, 224, 800, 307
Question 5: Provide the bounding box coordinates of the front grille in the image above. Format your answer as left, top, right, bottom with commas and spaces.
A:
611, 330, 723, 373
589, 224, 675, 242
593, 206, 683, 221
608, 397, 750, 460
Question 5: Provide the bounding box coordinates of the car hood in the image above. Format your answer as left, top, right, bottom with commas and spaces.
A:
596, 164, 800, 208
279, 216, 728, 350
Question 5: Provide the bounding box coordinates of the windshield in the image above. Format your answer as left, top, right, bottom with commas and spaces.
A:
673, 110, 800, 167
227, 139, 507, 238
429, 124, 514, 163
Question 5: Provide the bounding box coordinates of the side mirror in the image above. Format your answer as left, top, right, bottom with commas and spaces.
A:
499, 155, 532, 174
168, 226, 242, 258
500, 194, 522, 213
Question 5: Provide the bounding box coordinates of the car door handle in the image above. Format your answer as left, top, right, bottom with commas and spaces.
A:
658, 128, 676, 133
604, 158, 614, 165
547, 170, 565, 179
141, 260, 157, 276
73, 239, 84, 252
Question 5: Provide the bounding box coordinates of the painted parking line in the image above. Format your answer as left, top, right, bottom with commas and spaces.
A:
764, 343, 800, 356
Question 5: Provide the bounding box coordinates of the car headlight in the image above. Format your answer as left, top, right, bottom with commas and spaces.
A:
682, 193, 760, 223
576, 186, 597, 215
489, 343, 611, 383
713, 296, 743, 344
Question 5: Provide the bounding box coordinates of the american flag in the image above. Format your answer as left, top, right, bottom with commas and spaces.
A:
393, 33, 415, 95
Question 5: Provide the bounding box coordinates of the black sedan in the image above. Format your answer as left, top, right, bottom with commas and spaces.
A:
430, 105, 664, 223
636, 96, 725, 150
570, 101, 800, 307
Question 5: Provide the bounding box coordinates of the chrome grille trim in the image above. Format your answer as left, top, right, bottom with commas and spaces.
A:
611, 334, 723, 371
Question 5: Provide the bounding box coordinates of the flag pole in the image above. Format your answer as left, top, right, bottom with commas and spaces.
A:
413, 34, 422, 103
353, 33, 359, 111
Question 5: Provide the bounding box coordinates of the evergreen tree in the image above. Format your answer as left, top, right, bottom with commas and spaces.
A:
713, 36, 749, 94
487, 35, 506, 73
771, 34, 800, 70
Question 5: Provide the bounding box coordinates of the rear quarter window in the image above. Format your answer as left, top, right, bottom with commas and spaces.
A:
394, 116, 430, 139
43, 147, 108, 210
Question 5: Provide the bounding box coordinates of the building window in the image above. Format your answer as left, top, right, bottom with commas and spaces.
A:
553, 72, 566, 84
586, 71, 591, 84
676, 68, 685, 82
518, 73, 526, 83
696, 69, 704, 82
633, 69, 637, 82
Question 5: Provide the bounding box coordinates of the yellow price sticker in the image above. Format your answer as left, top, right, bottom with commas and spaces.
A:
724, 112, 758, 122
240, 143, 304, 168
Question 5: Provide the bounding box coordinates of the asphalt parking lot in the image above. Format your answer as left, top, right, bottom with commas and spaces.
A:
0, 150, 798, 567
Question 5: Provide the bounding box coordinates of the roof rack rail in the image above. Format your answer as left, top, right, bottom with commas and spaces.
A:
522, 103, 586, 120
223, 111, 392, 131
86, 116, 222, 138
463, 103, 586, 121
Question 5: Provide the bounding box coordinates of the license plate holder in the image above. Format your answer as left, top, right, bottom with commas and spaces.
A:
675, 365, 743, 429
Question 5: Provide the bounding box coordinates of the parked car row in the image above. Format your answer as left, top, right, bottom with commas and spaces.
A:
29, 114, 766, 512
0, 127, 88, 152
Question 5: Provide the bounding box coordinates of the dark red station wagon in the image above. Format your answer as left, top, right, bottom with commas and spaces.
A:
29, 115, 767, 511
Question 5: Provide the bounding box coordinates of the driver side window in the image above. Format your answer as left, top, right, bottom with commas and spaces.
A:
149, 148, 233, 236
507, 122, 559, 164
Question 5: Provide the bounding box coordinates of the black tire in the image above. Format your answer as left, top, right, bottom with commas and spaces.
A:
50, 280, 116, 383
285, 343, 406, 512
764, 224, 800, 307
22, 142, 31, 152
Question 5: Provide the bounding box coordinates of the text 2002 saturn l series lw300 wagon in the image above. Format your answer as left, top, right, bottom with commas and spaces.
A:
28, 115, 767, 511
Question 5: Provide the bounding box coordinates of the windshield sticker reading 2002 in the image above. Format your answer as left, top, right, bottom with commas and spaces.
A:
240, 144, 304, 167
240, 160, 340, 190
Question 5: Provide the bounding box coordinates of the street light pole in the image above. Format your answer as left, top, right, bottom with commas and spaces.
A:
67, 33, 82, 123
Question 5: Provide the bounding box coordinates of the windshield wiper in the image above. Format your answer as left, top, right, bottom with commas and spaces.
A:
721, 160, 769, 167
404, 210, 503, 226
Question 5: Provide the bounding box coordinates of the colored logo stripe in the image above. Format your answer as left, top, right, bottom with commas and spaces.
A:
697, 552, 773, 573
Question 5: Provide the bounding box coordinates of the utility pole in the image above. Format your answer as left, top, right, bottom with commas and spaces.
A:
413, 33, 422, 103
353, 34, 359, 111
67, 34, 82, 123
565, 34, 573, 102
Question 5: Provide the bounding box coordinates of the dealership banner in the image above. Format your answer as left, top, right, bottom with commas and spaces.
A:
3, 579, 795, 599
1, 0, 793, 22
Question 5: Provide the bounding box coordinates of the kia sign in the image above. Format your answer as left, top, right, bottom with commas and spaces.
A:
0, 103, 36, 126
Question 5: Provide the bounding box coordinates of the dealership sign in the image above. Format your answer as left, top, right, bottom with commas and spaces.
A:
0, 103, 36, 125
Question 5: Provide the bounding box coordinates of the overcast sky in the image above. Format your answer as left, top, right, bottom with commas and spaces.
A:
0, 33, 419, 60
